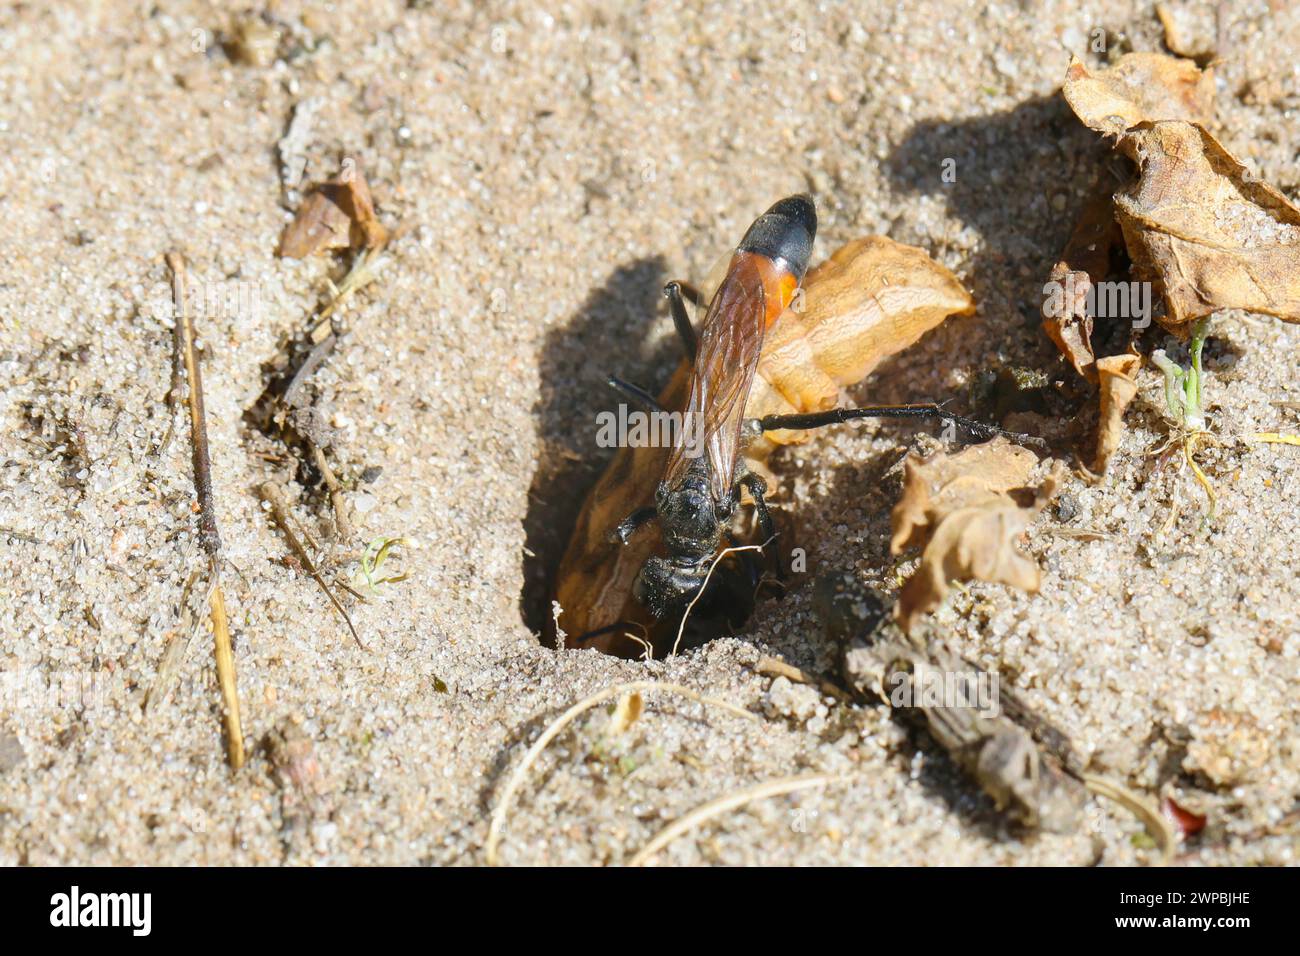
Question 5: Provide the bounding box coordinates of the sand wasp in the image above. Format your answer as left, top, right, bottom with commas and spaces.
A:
555, 195, 1039, 656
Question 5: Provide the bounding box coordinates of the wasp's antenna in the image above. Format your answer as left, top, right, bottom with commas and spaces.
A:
607, 376, 667, 415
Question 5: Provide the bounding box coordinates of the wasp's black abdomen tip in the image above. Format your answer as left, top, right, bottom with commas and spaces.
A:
738, 194, 817, 281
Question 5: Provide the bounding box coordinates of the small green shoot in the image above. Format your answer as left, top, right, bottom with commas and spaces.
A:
1149, 317, 1218, 523
1151, 317, 1209, 432
350, 536, 412, 596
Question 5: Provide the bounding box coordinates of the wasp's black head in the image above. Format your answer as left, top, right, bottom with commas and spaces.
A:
634, 555, 712, 620
738, 194, 817, 282
634, 551, 759, 628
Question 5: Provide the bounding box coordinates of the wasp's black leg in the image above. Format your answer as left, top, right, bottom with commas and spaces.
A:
607, 376, 667, 415
677, 280, 706, 308
738, 471, 785, 578
663, 281, 702, 361
724, 531, 763, 591
608, 505, 658, 545
754, 404, 1047, 450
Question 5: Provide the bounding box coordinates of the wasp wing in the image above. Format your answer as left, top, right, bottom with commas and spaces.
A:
663, 254, 769, 503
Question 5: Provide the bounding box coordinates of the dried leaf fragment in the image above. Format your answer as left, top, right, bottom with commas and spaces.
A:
1041, 180, 1121, 381
749, 236, 975, 447
279, 157, 388, 259
1061, 53, 1300, 331
890, 439, 1038, 553
607, 690, 644, 736
1115, 121, 1300, 328
1093, 353, 1142, 472
1062, 52, 1214, 136
890, 438, 1057, 632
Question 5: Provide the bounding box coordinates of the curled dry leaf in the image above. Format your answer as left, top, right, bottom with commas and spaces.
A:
1062, 53, 1300, 332
278, 156, 388, 259
1041, 178, 1120, 382
1117, 122, 1300, 329
747, 236, 975, 450
1093, 353, 1142, 472
890, 438, 1057, 633
1062, 52, 1214, 134
554, 236, 975, 653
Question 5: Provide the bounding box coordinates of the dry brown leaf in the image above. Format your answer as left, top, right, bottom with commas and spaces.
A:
1062, 52, 1214, 136
1093, 353, 1142, 472
748, 236, 975, 449
1062, 54, 1300, 332
279, 157, 388, 259
1115, 121, 1300, 329
890, 439, 1039, 553
1041, 179, 1120, 381
890, 438, 1057, 633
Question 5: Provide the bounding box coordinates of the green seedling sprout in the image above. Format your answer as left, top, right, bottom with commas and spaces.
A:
1149, 317, 1218, 523
350, 535, 412, 596
1151, 317, 1209, 431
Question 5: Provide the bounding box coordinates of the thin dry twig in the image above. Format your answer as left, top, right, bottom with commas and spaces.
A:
1083, 772, 1175, 865
259, 481, 366, 650
1184, 431, 1217, 520
308, 442, 353, 541
627, 773, 854, 866
485, 680, 758, 865
168, 252, 245, 770
1252, 431, 1300, 447
755, 655, 852, 703
307, 247, 384, 335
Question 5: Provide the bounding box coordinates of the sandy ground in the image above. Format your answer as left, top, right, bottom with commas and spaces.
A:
0, 0, 1297, 865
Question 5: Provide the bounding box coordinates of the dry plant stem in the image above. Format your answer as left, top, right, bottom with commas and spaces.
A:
207, 558, 242, 763
308, 248, 381, 335
1082, 773, 1175, 865
309, 442, 353, 541
160, 301, 187, 455
627, 773, 852, 866
280, 331, 337, 409
755, 655, 852, 703
168, 252, 245, 770
485, 680, 758, 865
259, 481, 365, 650
1184, 431, 1217, 519
1252, 432, 1300, 447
